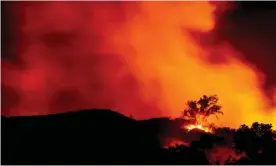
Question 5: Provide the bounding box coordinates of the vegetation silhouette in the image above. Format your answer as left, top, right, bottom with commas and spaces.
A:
183, 95, 223, 125
2, 95, 276, 164
232, 122, 276, 164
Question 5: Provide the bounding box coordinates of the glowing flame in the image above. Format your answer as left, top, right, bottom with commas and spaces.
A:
186, 124, 212, 133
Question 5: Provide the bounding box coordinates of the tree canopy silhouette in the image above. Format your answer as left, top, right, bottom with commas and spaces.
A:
182, 95, 223, 123
234, 122, 275, 159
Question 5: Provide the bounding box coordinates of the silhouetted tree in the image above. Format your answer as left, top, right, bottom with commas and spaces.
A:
252, 122, 273, 138
182, 95, 223, 123
234, 122, 275, 159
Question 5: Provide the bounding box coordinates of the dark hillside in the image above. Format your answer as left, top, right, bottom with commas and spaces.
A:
2, 109, 161, 164
2, 109, 275, 164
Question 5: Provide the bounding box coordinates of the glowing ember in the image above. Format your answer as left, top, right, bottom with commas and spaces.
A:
186, 124, 212, 133
163, 139, 189, 148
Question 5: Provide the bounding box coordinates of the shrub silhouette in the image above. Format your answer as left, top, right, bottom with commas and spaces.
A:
234, 122, 275, 160
164, 144, 209, 164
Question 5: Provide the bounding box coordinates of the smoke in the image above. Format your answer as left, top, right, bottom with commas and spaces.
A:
2, 2, 161, 118
1, 2, 276, 128
215, 8, 276, 106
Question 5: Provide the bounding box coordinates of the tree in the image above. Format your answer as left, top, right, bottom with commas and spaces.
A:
182, 95, 223, 124
234, 122, 275, 159
251, 122, 274, 141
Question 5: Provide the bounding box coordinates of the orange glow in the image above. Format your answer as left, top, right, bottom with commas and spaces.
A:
163, 139, 189, 148
186, 124, 212, 133
106, 2, 276, 129
208, 146, 246, 165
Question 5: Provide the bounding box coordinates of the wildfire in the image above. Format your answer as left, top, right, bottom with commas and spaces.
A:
2, 2, 276, 130
186, 124, 212, 133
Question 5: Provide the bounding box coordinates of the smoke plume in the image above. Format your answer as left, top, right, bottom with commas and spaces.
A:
2, 2, 276, 129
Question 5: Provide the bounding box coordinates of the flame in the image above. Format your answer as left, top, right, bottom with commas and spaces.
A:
186, 124, 212, 133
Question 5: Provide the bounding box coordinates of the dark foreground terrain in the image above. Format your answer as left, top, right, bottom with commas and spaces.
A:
2, 109, 276, 164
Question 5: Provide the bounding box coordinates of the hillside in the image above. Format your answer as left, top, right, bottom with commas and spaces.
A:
2, 109, 162, 164
2, 109, 276, 164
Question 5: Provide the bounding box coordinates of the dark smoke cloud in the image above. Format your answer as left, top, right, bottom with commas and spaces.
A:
214, 2, 276, 105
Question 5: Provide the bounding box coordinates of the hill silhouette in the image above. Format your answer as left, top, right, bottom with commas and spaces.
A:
2, 109, 276, 164
2, 109, 160, 164
2, 109, 210, 164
